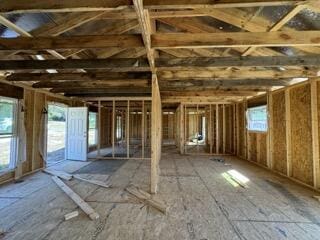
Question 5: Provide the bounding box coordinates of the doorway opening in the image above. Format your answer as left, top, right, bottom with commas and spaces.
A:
46, 103, 67, 165
0, 97, 18, 172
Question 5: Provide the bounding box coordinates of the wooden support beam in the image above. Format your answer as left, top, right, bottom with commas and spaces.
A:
285, 89, 292, 177
158, 69, 320, 81
156, 56, 320, 69
50, 87, 151, 94
223, 104, 226, 154
160, 79, 293, 88
151, 74, 161, 193
97, 101, 101, 157
0, 35, 143, 51
0, 1, 307, 14
152, 31, 320, 49
1, 55, 319, 71
0, 1, 131, 13
142, 100, 145, 158
7, 72, 152, 82
267, 92, 274, 169
112, 100, 115, 158
216, 104, 219, 154
144, 0, 311, 9
127, 100, 130, 158
310, 79, 320, 189
0, 59, 149, 71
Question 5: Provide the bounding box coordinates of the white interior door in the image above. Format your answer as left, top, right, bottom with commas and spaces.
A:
67, 107, 88, 161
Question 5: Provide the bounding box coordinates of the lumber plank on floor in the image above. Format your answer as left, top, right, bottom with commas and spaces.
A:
51, 176, 99, 220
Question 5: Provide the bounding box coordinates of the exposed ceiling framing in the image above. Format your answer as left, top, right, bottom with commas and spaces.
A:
0, 1, 319, 103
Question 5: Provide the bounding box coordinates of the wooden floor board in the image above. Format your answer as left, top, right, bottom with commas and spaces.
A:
1, 146, 320, 239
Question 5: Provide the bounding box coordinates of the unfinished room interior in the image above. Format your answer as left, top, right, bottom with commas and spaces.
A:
1, 1, 320, 239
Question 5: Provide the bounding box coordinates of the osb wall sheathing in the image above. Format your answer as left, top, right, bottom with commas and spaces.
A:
248, 132, 257, 162
272, 91, 287, 175
290, 84, 313, 186
258, 133, 267, 167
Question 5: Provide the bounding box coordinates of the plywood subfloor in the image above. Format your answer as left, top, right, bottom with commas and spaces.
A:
1, 146, 320, 240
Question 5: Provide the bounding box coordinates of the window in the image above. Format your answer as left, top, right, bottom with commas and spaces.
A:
0, 97, 18, 171
247, 105, 268, 132
88, 112, 98, 146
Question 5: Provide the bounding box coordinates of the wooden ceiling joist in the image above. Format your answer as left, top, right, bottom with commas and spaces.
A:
51, 87, 151, 94
151, 31, 320, 49
156, 55, 320, 69
0, 0, 311, 13
160, 79, 294, 88
7, 72, 152, 82
158, 69, 319, 80
32, 79, 149, 89
0, 35, 143, 51
0, 59, 149, 71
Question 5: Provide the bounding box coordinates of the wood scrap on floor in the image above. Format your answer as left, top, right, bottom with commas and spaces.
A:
73, 174, 111, 188
126, 184, 168, 214
64, 211, 79, 221
43, 169, 73, 181
51, 176, 99, 220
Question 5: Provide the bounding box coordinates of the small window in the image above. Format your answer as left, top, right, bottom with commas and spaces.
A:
88, 112, 98, 146
246, 105, 268, 132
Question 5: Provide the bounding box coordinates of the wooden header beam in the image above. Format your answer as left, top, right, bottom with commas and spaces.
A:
151, 31, 320, 49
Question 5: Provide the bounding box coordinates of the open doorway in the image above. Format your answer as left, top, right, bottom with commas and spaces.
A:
46, 103, 67, 166
0, 97, 18, 172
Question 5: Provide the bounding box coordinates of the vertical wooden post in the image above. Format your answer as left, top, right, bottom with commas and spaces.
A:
209, 104, 212, 154
244, 100, 248, 160
97, 101, 101, 157
285, 89, 292, 177
311, 79, 320, 189
267, 92, 273, 169
127, 100, 130, 158
151, 74, 161, 193
223, 104, 226, 154
236, 103, 240, 156
184, 104, 187, 154
142, 100, 145, 158
196, 104, 199, 153
180, 104, 185, 154
233, 104, 236, 155
112, 100, 115, 158
216, 104, 219, 154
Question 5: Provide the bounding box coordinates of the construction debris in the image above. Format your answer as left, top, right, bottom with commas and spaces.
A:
126, 185, 168, 214
43, 169, 73, 181
64, 211, 79, 221
51, 176, 99, 220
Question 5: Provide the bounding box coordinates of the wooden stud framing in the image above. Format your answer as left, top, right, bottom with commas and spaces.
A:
209, 104, 213, 154
142, 100, 145, 158
97, 100, 101, 157
127, 100, 130, 158
216, 104, 219, 154
223, 104, 226, 154
112, 100, 115, 158
267, 92, 273, 169
311, 79, 320, 189
285, 89, 292, 177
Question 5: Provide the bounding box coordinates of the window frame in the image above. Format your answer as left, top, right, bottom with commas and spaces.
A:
0, 96, 18, 173
246, 105, 268, 133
